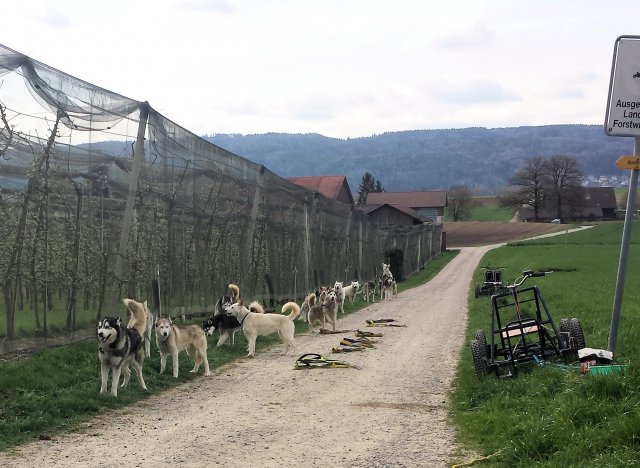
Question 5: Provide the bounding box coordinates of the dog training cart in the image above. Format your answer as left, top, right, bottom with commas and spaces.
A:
470, 270, 586, 378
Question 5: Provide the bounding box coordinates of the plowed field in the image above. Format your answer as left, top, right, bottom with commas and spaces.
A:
444, 221, 570, 247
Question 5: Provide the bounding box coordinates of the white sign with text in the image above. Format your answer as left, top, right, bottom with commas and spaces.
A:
605, 35, 640, 137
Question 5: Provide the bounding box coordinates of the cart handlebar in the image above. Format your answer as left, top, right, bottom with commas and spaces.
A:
508, 270, 553, 288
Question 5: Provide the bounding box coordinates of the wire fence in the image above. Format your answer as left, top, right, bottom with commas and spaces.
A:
0, 43, 442, 354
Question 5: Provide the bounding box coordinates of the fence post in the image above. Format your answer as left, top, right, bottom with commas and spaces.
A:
243, 166, 265, 298
303, 195, 311, 294
359, 217, 364, 281
109, 102, 149, 313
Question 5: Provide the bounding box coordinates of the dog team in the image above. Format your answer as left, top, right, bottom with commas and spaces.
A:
96, 263, 397, 396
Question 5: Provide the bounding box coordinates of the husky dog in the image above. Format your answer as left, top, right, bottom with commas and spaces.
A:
124, 298, 153, 358
361, 281, 376, 302
342, 281, 360, 304
97, 317, 147, 397
226, 301, 300, 357
381, 276, 395, 301
155, 317, 211, 378
203, 283, 242, 347
307, 290, 338, 332
380, 263, 395, 301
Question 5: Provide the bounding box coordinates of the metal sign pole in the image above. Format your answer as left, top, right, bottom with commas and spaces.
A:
604, 35, 640, 354
608, 138, 640, 354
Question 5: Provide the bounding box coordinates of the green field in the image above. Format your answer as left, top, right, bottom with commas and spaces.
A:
468, 204, 514, 221
452, 223, 640, 467
453, 196, 515, 222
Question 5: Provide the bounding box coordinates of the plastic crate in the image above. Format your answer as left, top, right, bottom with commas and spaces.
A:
588, 364, 628, 376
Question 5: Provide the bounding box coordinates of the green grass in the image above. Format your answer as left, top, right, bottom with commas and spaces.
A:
0, 250, 459, 452
451, 222, 640, 467
468, 204, 514, 222
0, 305, 99, 339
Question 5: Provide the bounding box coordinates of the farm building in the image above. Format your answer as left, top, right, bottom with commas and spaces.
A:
366, 191, 448, 222
519, 186, 618, 222
286, 175, 354, 204
360, 203, 429, 226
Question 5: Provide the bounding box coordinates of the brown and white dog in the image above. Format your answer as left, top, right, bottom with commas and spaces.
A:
124, 298, 153, 358
307, 289, 338, 332
298, 292, 315, 322
155, 317, 211, 378
226, 300, 300, 357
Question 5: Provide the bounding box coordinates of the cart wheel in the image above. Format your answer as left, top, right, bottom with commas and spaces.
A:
470, 339, 487, 378
569, 318, 586, 350
559, 319, 571, 348
474, 329, 488, 357
474, 284, 481, 298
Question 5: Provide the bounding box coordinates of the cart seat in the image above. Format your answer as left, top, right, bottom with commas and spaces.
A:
501, 319, 540, 338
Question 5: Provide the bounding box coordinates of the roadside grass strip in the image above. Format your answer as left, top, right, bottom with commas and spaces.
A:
451, 223, 640, 467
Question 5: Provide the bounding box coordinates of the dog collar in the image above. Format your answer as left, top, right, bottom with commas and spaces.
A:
239, 312, 249, 326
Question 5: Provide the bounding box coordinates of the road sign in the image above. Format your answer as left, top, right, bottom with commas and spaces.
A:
605, 36, 640, 137
616, 155, 640, 169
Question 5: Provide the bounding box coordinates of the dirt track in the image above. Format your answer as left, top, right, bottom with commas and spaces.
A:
0, 247, 493, 468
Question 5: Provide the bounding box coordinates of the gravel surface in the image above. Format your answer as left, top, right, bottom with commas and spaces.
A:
0, 246, 492, 468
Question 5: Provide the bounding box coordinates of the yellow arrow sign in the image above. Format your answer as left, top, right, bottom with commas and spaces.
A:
616, 156, 640, 170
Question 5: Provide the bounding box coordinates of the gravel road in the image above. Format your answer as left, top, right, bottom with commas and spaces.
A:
0, 246, 492, 468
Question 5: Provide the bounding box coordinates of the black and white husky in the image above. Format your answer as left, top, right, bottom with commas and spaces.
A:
97, 317, 147, 397
203, 283, 242, 347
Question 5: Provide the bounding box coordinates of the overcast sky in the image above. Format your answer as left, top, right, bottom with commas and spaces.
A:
3, 0, 640, 139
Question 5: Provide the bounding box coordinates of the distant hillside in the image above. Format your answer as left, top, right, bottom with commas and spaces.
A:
204, 125, 633, 193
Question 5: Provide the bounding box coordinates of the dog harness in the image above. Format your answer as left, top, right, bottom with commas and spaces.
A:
365, 319, 407, 327
293, 353, 361, 369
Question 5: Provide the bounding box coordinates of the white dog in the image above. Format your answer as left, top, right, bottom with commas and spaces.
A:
226, 300, 300, 357
342, 281, 360, 304
155, 317, 211, 378
334, 281, 346, 314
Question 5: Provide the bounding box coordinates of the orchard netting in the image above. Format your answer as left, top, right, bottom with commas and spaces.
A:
0, 44, 442, 348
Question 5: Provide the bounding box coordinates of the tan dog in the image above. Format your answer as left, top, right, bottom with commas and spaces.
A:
298, 292, 315, 322
123, 298, 153, 358
307, 290, 338, 332
226, 301, 300, 357
154, 317, 211, 377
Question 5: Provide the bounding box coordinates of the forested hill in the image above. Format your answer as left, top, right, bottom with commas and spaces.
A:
204, 125, 633, 193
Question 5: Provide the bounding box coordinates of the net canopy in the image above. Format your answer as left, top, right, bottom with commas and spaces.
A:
0, 43, 442, 342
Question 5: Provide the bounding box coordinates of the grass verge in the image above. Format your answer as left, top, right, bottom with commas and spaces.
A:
451, 222, 640, 467
0, 249, 459, 452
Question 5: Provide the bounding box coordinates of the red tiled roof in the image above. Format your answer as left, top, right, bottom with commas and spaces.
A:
286, 175, 353, 203
366, 191, 447, 208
